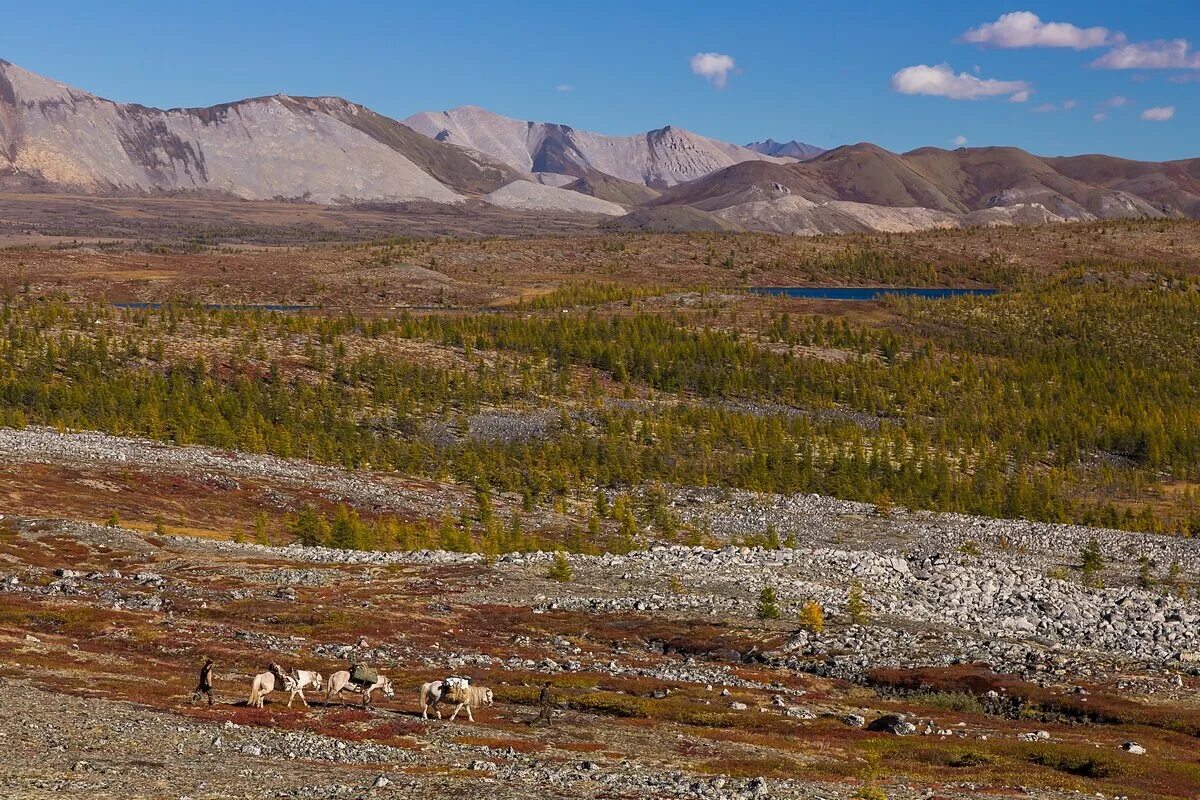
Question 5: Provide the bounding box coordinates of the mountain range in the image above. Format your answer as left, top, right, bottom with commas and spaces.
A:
2, 58, 1198, 236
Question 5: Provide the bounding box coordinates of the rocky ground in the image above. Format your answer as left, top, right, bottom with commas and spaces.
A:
2, 428, 1199, 799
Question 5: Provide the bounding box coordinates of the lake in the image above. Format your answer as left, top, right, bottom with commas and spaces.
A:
749, 287, 999, 301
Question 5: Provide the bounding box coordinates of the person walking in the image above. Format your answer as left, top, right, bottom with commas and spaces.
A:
530, 681, 555, 726
191, 657, 215, 705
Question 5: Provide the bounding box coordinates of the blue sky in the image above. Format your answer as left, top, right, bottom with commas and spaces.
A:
2, 1, 1196, 160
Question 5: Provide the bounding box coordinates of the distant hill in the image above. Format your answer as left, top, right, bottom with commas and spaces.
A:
745, 139, 825, 160
644, 142, 1187, 234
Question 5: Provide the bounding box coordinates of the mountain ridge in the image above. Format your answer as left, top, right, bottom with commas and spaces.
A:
402, 105, 787, 189
2, 58, 1198, 235
0, 59, 518, 203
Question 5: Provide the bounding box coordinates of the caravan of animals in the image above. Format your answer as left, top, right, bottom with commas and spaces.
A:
241, 658, 489, 722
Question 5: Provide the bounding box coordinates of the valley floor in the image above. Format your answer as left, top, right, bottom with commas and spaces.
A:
1, 221, 1198, 798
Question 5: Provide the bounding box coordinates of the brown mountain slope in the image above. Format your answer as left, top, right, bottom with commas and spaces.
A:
652, 143, 1179, 223
563, 170, 660, 206
1042, 154, 1200, 218
646, 160, 813, 211
601, 205, 742, 233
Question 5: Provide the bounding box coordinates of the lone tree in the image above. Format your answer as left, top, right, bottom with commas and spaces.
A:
756, 586, 781, 620
546, 551, 573, 583
253, 512, 270, 545
1080, 537, 1104, 586
874, 492, 894, 517
1137, 556, 1157, 590
847, 579, 869, 625
799, 600, 825, 634
764, 523, 781, 550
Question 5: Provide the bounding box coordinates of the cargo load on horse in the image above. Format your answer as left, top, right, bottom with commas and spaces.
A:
442, 675, 470, 704
350, 663, 379, 686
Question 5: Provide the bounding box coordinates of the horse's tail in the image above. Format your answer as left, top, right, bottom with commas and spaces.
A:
247, 678, 260, 707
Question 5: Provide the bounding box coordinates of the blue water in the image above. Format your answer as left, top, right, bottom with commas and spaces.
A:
749, 287, 999, 301
113, 302, 318, 312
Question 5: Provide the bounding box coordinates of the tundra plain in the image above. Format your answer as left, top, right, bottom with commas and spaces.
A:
1, 213, 1199, 799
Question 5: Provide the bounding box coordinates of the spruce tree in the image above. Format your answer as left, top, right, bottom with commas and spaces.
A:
847, 579, 869, 625
546, 551, 573, 582
756, 586, 781, 620
1080, 538, 1104, 586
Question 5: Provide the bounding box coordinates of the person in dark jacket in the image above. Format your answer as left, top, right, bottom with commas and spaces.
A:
191, 657, 215, 705
530, 681, 555, 726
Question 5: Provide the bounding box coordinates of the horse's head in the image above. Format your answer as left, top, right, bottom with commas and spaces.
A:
382, 677, 395, 698
483, 687, 494, 706
312, 672, 324, 691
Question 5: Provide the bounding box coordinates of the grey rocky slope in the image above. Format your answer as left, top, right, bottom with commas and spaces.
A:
8, 424, 1196, 685
403, 105, 786, 189
0, 59, 517, 203
483, 180, 628, 216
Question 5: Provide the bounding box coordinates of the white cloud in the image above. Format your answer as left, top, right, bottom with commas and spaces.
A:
891, 64, 1031, 101
1031, 102, 1057, 113
1103, 95, 1128, 107
1093, 39, 1200, 69
952, 135, 968, 147
690, 52, 736, 89
1063, 99, 1078, 110
1141, 106, 1176, 121
555, 84, 573, 92
1092, 112, 1108, 123
961, 11, 1118, 50
1169, 73, 1200, 83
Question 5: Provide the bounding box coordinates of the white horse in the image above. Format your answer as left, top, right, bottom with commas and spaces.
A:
444, 685, 493, 723
286, 670, 323, 708
247, 671, 284, 708
422, 681, 492, 724
325, 669, 394, 707
419, 680, 446, 720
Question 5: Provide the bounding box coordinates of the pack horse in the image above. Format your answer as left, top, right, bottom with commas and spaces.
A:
325, 664, 395, 707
